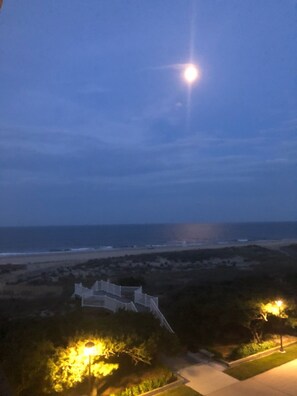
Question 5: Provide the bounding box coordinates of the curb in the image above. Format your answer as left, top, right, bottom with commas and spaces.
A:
139, 376, 186, 396
225, 341, 297, 367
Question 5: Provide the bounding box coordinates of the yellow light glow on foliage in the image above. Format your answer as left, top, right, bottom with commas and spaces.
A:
266, 304, 279, 316
276, 300, 283, 308
261, 301, 286, 317
47, 338, 118, 393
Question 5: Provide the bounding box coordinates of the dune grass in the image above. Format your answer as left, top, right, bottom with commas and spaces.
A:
225, 342, 297, 380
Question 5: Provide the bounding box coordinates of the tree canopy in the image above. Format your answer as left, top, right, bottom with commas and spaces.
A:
0, 310, 178, 395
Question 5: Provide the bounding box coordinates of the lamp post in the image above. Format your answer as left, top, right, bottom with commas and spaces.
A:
84, 341, 95, 393
275, 300, 285, 353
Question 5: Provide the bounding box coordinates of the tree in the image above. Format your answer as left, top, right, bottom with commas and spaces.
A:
45, 333, 159, 394
46, 337, 117, 393
232, 299, 280, 343
0, 311, 177, 395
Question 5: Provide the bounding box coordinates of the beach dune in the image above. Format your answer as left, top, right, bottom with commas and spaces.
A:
0, 239, 296, 272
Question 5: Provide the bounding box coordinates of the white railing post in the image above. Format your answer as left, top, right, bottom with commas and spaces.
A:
149, 299, 174, 333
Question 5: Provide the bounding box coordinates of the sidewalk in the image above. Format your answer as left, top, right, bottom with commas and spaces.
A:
208, 359, 297, 396
163, 353, 238, 395
164, 353, 297, 396
178, 363, 238, 395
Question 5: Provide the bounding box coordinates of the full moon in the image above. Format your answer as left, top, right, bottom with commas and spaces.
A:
184, 64, 199, 83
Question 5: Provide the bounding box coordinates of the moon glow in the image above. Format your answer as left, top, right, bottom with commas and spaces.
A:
184, 64, 199, 84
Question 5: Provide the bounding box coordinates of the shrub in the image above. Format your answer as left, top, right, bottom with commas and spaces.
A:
115, 371, 175, 396
230, 340, 276, 360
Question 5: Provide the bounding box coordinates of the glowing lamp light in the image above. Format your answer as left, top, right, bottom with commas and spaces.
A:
84, 341, 95, 357
276, 300, 283, 308
184, 64, 199, 84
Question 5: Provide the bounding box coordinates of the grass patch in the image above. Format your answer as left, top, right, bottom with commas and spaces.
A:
225, 342, 297, 380
158, 385, 202, 395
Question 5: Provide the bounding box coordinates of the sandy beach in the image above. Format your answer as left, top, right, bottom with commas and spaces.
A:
1, 238, 296, 272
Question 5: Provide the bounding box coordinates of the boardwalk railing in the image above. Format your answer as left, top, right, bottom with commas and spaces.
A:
134, 289, 158, 307
92, 280, 122, 297
134, 289, 173, 333
74, 283, 92, 297
149, 299, 174, 333
82, 294, 138, 313
74, 280, 173, 332
121, 285, 142, 294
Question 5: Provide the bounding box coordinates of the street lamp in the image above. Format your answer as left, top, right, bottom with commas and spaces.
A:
275, 300, 285, 353
84, 341, 95, 392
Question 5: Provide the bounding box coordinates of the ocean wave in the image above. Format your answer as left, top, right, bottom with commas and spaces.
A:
0, 246, 110, 257
0, 251, 51, 257
67, 247, 96, 252
0, 222, 296, 257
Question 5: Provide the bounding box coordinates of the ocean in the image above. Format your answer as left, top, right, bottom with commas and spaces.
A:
0, 222, 297, 256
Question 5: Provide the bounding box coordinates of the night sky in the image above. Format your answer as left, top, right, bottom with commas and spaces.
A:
0, 1, 296, 226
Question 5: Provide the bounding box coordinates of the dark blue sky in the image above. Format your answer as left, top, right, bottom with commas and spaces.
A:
0, 0, 296, 226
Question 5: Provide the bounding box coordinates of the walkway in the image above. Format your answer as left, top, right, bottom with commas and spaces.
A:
163, 353, 238, 395
178, 364, 238, 395
208, 359, 297, 396
165, 354, 297, 395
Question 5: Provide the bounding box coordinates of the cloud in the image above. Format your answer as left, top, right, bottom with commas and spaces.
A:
1, 94, 296, 197
1, 117, 296, 191
259, 117, 297, 136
